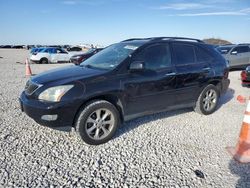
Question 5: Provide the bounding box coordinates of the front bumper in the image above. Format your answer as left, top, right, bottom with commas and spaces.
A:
19, 92, 79, 130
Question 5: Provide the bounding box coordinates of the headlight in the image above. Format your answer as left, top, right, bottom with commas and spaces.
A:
38, 85, 74, 102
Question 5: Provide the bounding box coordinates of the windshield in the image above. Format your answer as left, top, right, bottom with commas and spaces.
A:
217, 46, 233, 54
80, 43, 143, 70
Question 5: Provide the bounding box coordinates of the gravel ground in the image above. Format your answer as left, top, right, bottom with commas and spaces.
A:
0, 49, 250, 187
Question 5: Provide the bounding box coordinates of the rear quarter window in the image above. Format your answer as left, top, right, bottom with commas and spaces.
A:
195, 46, 213, 62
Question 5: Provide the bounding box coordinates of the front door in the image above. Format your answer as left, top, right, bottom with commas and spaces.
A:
122, 43, 177, 117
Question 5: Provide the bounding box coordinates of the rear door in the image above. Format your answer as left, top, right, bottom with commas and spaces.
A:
171, 42, 213, 105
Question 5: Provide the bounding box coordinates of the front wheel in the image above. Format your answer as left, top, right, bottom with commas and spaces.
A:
194, 84, 219, 115
75, 100, 120, 145
40, 58, 48, 64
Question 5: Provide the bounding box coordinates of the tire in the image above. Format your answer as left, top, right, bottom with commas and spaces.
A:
194, 84, 219, 115
40, 58, 48, 64
75, 100, 120, 145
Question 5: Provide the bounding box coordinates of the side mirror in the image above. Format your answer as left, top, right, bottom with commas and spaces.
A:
231, 51, 237, 55
129, 61, 145, 71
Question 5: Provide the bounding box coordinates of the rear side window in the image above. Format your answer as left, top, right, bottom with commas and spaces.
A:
48, 48, 56, 54
172, 43, 195, 65
195, 47, 213, 62
232, 46, 250, 54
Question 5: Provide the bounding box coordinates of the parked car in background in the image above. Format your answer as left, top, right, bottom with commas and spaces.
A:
30, 47, 71, 64
12, 45, 24, 49
26, 45, 35, 50
1, 45, 12, 48
67, 46, 82, 52
241, 66, 250, 87
70, 48, 103, 65
20, 37, 230, 145
217, 44, 250, 69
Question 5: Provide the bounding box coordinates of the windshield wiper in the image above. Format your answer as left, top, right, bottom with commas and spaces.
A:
81, 64, 109, 70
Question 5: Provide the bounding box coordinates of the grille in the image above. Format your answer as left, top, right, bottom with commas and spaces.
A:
25, 80, 40, 95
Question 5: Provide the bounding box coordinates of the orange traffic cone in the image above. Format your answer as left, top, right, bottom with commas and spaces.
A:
226, 95, 250, 163
25, 58, 32, 77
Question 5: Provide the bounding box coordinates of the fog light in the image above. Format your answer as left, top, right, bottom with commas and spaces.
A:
41, 115, 58, 121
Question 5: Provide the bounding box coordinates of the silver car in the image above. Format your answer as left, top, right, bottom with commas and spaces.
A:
217, 44, 250, 69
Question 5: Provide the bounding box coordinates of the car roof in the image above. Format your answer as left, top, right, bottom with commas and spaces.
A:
120, 37, 209, 49
122, 37, 204, 44
121, 39, 151, 46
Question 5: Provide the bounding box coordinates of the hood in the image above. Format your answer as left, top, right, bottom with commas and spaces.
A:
31, 65, 106, 84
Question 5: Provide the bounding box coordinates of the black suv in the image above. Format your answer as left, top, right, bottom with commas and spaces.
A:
20, 37, 230, 145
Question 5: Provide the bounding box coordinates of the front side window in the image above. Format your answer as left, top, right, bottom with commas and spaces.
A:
42, 48, 49, 53
216, 46, 233, 54
56, 48, 67, 54
133, 44, 172, 70
173, 43, 195, 65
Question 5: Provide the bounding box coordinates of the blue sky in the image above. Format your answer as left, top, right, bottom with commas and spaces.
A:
0, 0, 249, 45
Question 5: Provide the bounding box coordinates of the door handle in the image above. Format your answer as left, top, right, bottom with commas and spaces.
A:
165, 72, 176, 76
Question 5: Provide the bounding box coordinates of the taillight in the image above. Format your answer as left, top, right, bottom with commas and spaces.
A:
241, 71, 247, 81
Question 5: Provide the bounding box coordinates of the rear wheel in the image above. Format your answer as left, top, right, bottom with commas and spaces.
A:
75, 100, 120, 145
40, 58, 48, 64
194, 84, 219, 115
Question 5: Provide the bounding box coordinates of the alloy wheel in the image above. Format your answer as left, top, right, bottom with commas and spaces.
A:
85, 108, 115, 140
202, 89, 217, 111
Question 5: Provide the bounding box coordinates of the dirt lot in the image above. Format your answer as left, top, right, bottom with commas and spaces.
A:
0, 49, 250, 187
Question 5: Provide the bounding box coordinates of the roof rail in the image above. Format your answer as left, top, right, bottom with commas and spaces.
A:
122, 37, 204, 43
121, 38, 154, 42
160, 37, 204, 43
